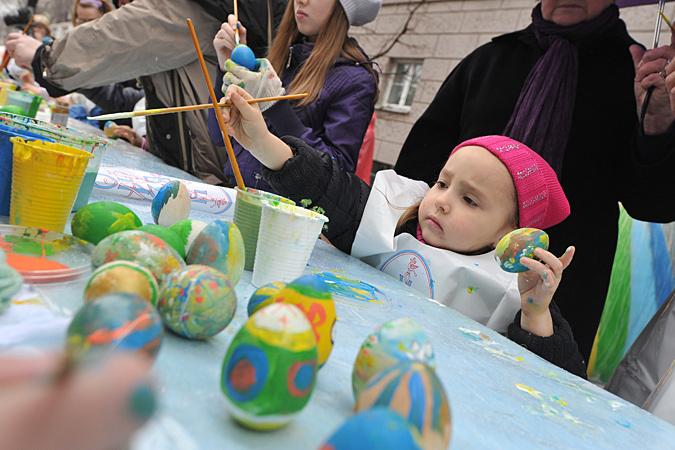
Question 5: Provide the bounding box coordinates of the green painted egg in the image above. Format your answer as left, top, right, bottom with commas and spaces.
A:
71, 201, 142, 244
157, 265, 237, 339
495, 228, 549, 273
84, 261, 159, 305
169, 219, 207, 257
137, 224, 186, 259
91, 230, 185, 285
187, 220, 245, 286
221, 303, 318, 430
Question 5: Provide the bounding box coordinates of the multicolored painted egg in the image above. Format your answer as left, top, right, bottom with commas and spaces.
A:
71, 201, 142, 244
221, 303, 318, 430
495, 228, 549, 273
84, 261, 159, 305
137, 224, 186, 259
247, 281, 286, 316
187, 220, 245, 286
66, 292, 163, 365
151, 180, 191, 227
247, 275, 336, 368
169, 219, 207, 257
91, 230, 185, 285
352, 317, 435, 400
319, 407, 422, 450
355, 362, 451, 450
157, 265, 237, 339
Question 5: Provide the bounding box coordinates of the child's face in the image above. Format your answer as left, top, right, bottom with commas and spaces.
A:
294, 0, 336, 40
418, 146, 517, 253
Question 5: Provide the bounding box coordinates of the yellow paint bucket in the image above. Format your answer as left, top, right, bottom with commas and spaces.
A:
9, 137, 92, 232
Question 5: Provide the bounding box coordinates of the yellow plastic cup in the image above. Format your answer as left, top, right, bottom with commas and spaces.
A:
9, 137, 92, 232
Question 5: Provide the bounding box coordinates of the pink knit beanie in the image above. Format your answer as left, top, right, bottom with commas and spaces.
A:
450, 135, 570, 229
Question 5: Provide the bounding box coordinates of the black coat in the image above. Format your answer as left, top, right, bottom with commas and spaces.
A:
394, 21, 675, 359
266, 136, 587, 377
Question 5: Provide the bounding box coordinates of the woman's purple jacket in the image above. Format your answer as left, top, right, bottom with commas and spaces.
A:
208, 40, 377, 190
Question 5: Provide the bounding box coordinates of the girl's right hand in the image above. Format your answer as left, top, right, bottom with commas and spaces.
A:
213, 14, 248, 70
222, 85, 293, 171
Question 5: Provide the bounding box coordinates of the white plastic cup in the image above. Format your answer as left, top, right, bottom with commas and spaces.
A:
252, 202, 328, 287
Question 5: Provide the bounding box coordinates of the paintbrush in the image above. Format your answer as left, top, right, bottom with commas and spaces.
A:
660, 11, 674, 31
234, 0, 240, 45
86, 93, 308, 121
1, 16, 34, 71
186, 18, 245, 190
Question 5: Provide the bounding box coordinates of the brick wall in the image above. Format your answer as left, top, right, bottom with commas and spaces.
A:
352, 0, 675, 167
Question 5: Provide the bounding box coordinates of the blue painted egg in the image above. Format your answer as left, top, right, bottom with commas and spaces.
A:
352, 317, 435, 400
221, 303, 318, 430
231, 44, 258, 71
187, 220, 245, 286
495, 228, 549, 273
151, 180, 191, 227
66, 293, 163, 365
319, 407, 422, 450
356, 361, 452, 450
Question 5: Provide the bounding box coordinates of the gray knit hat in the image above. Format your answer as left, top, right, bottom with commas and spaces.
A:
338, 0, 382, 26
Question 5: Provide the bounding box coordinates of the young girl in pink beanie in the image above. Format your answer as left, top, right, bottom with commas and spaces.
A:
222, 85, 585, 376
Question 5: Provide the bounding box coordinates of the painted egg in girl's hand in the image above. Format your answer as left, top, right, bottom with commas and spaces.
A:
221, 303, 318, 430
495, 228, 549, 273
231, 44, 258, 71
151, 180, 191, 227
157, 265, 237, 339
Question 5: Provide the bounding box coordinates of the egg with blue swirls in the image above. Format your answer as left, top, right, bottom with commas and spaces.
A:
495, 228, 549, 273
187, 220, 245, 286
157, 265, 237, 339
151, 180, 191, 227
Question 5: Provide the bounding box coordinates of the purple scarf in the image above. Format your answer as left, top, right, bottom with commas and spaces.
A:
504, 4, 620, 176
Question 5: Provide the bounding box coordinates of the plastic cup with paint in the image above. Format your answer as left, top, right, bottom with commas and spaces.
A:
50, 102, 70, 127
233, 188, 295, 271
0, 123, 54, 216
9, 137, 91, 232
251, 201, 328, 287
2, 90, 42, 118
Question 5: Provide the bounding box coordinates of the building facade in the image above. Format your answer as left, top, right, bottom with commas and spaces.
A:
351, 0, 675, 169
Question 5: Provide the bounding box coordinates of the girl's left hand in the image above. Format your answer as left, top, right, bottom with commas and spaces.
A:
222, 58, 284, 112
517, 246, 575, 335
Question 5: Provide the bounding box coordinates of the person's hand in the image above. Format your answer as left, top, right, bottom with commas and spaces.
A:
222, 58, 285, 112
0, 353, 156, 450
222, 84, 293, 170
5, 33, 42, 69
111, 125, 144, 148
517, 246, 575, 337
631, 33, 675, 134
213, 14, 248, 71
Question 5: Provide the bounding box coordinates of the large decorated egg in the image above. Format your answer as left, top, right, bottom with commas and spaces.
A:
66, 293, 163, 365
137, 224, 186, 259
84, 261, 159, 305
170, 219, 207, 257
319, 407, 422, 450
247, 281, 286, 316
352, 317, 435, 400
151, 180, 191, 227
91, 230, 185, 285
495, 228, 549, 273
157, 265, 237, 339
187, 220, 245, 286
221, 303, 318, 430
247, 274, 336, 368
355, 362, 451, 450
231, 44, 258, 71
71, 201, 142, 244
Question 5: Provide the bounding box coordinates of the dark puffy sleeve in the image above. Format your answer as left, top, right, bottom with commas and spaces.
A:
262, 136, 371, 253
508, 302, 587, 378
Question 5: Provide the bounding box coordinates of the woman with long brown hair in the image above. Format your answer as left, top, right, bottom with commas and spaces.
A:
210, 0, 381, 191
